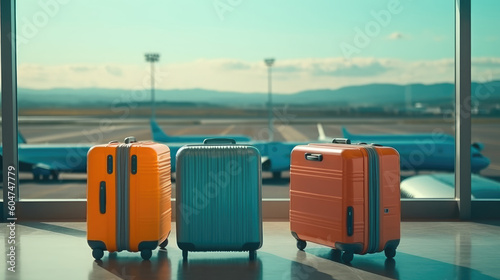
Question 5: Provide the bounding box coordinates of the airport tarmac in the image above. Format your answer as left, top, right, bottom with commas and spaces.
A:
1, 117, 499, 199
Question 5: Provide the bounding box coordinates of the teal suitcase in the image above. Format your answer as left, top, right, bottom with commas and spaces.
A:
176, 138, 263, 261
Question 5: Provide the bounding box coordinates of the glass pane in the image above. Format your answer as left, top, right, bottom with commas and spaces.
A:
471, 0, 500, 200
14, 1, 460, 200
0, 128, 2, 201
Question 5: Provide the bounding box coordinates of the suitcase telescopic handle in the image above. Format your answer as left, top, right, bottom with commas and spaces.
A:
203, 138, 236, 144
332, 138, 351, 144
305, 153, 323, 161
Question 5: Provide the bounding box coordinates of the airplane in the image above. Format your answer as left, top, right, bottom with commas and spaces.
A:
339, 126, 455, 143
339, 125, 485, 152
0, 118, 249, 181
151, 122, 491, 177
0, 135, 91, 181
317, 124, 490, 174
0, 133, 188, 181
401, 173, 500, 199
150, 119, 251, 143
0, 121, 490, 181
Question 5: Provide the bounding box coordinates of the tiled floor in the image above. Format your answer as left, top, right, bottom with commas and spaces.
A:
1, 221, 499, 280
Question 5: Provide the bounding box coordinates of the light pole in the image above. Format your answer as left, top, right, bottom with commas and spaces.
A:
145, 53, 160, 120
264, 58, 275, 141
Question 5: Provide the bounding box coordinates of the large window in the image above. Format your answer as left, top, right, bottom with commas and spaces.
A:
0, 129, 2, 200
13, 1, 455, 200
2, 1, 499, 219
471, 0, 500, 200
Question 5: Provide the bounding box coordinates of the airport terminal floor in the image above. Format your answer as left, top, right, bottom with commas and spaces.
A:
1, 221, 499, 280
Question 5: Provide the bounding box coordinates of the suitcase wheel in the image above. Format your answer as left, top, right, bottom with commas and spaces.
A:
141, 249, 152, 261
182, 250, 188, 261
341, 251, 353, 263
249, 250, 257, 261
92, 249, 104, 261
296, 240, 307, 251
331, 249, 342, 261
160, 239, 168, 249
384, 247, 396, 259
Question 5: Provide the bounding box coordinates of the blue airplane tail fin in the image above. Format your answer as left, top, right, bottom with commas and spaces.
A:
18, 131, 27, 144
341, 126, 353, 139
150, 119, 171, 142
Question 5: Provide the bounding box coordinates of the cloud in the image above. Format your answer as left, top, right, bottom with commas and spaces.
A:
311, 61, 389, 77
274, 65, 302, 73
15, 57, 500, 93
388, 32, 404, 40
70, 66, 94, 72
220, 61, 251, 71
105, 65, 123, 76
472, 57, 500, 68
471, 58, 500, 83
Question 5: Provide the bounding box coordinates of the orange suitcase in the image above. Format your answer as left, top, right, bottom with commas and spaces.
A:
290, 138, 400, 263
87, 137, 171, 260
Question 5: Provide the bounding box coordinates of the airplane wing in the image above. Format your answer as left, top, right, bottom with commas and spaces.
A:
401, 173, 500, 199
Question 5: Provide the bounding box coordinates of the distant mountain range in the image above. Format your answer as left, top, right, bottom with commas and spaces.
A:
15, 81, 500, 109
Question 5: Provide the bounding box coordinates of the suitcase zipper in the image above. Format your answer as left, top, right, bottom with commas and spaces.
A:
364, 146, 380, 254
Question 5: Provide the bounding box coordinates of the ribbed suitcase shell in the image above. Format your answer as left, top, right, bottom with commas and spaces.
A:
87, 139, 171, 260
176, 141, 262, 259
290, 143, 400, 261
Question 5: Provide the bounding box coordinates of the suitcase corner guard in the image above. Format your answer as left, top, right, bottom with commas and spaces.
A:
88, 240, 107, 250
242, 242, 262, 251
177, 242, 196, 251
138, 241, 160, 251
383, 239, 400, 250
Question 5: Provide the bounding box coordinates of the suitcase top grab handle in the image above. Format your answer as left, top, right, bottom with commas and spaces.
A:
305, 153, 323, 161
332, 138, 351, 144
203, 138, 236, 145
124, 136, 137, 144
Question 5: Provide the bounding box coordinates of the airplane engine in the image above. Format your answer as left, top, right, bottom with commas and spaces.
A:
472, 142, 485, 152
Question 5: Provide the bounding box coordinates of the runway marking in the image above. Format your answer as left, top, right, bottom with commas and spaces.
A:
276, 125, 309, 141
220, 125, 235, 135
27, 127, 118, 143
324, 124, 343, 138
172, 127, 196, 135
25, 125, 148, 143
355, 125, 402, 135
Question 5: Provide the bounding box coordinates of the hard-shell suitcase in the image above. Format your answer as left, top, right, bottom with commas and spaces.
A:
176, 138, 263, 261
87, 137, 172, 260
290, 138, 400, 263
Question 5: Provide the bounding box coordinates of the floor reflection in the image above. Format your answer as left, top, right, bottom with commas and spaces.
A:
177, 256, 263, 280
305, 244, 497, 280
1, 221, 499, 280
174, 251, 338, 280
88, 249, 171, 280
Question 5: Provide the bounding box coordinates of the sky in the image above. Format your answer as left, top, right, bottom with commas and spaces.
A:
14, 0, 500, 93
